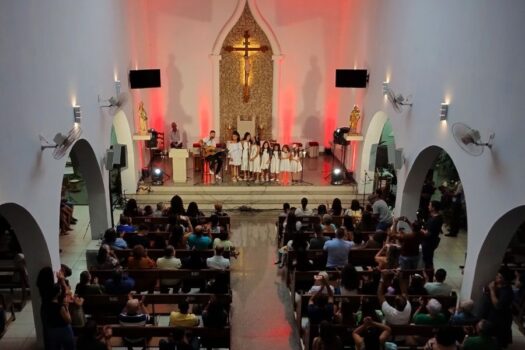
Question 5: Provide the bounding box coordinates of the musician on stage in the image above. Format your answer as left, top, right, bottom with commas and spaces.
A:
200, 130, 224, 180
169, 122, 183, 148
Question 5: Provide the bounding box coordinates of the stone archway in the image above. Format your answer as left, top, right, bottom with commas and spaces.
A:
68, 139, 109, 239
0, 202, 53, 347
112, 110, 137, 194
358, 111, 390, 194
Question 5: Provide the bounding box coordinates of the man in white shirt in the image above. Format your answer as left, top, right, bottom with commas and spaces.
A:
206, 246, 230, 270
169, 122, 183, 148
201, 130, 224, 179
156, 246, 182, 292
378, 274, 412, 325
424, 268, 453, 296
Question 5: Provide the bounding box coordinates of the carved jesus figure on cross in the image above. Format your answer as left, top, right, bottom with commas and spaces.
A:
224, 31, 269, 103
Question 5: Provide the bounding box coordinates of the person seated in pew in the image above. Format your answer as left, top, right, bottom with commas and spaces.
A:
104, 269, 135, 295
168, 224, 188, 250
462, 319, 500, 350
312, 320, 343, 350
365, 231, 387, 249
76, 319, 112, 350
143, 205, 153, 217
204, 271, 230, 294
413, 298, 448, 325
116, 215, 136, 235
186, 201, 205, 228
213, 202, 229, 217
352, 231, 366, 249
118, 295, 150, 347
202, 295, 229, 328
354, 298, 384, 325
323, 228, 354, 270
206, 246, 230, 270
309, 224, 329, 250
307, 276, 335, 325
276, 233, 309, 269
149, 232, 167, 249
123, 224, 149, 249
159, 327, 196, 350
317, 204, 328, 218
378, 270, 412, 325
96, 244, 120, 270
75, 271, 104, 297
424, 268, 453, 296
449, 299, 478, 326
329, 198, 345, 217
208, 214, 222, 234
407, 274, 428, 296
156, 245, 182, 293
424, 326, 460, 350
127, 245, 156, 269
123, 199, 142, 218
340, 264, 360, 296
153, 202, 165, 217
169, 300, 200, 327
361, 269, 382, 295
213, 230, 237, 255
308, 271, 335, 295
187, 225, 212, 250
103, 228, 127, 251
181, 249, 207, 270
358, 205, 376, 232
320, 214, 336, 234
295, 197, 314, 217
352, 316, 392, 350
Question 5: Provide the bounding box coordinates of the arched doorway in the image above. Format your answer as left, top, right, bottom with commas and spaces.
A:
0, 203, 52, 347
112, 110, 137, 195
67, 139, 109, 239
359, 111, 398, 201
469, 206, 525, 302
398, 145, 468, 294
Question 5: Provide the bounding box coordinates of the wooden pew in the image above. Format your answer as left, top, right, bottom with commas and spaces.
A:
296, 294, 458, 337
0, 266, 28, 310
0, 294, 16, 339
286, 249, 379, 286
82, 293, 232, 322
88, 269, 230, 293
111, 249, 230, 267
131, 216, 230, 230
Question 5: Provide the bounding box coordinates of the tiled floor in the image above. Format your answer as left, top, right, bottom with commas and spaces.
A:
2, 206, 525, 349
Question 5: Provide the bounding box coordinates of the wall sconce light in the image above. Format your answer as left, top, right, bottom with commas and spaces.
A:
382, 82, 390, 95
115, 80, 121, 96
440, 103, 449, 121
73, 105, 82, 124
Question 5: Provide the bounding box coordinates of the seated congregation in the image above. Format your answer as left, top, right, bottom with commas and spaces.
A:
276, 193, 518, 349
27, 192, 523, 350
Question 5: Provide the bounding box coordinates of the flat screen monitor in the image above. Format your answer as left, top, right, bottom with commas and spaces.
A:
335, 69, 368, 88
129, 69, 161, 89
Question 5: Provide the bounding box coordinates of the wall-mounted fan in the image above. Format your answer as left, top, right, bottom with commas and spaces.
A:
40, 125, 82, 159
383, 82, 413, 113
452, 122, 495, 156
98, 92, 128, 114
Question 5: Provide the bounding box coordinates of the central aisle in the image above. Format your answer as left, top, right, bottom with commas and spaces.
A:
229, 211, 301, 350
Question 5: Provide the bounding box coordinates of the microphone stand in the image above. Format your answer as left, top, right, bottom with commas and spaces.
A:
362, 170, 373, 205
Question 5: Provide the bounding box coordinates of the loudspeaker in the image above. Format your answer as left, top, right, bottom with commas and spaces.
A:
393, 148, 403, 170
129, 69, 161, 89
369, 144, 378, 171
105, 149, 115, 170
335, 69, 368, 88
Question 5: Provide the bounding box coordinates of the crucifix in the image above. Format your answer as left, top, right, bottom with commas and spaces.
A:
224, 30, 269, 103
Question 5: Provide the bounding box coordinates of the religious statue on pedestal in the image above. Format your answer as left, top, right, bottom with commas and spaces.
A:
138, 101, 148, 135
349, 105, 361, 135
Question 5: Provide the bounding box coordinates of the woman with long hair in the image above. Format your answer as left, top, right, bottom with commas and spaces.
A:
240, 132, 252, 180
330, 198, 344, 217
169, 195, 185, 216
228, 131, 242, 182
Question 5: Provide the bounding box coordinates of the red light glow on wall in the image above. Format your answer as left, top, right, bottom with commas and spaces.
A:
199, 94, 211, 138
279, 87, 296, 145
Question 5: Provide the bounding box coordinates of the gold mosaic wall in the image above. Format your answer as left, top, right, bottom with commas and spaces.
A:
220, 4, 273, 141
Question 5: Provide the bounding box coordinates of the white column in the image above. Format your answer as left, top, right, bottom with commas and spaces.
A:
271, 55, 283, 140
210, 54, 222, 139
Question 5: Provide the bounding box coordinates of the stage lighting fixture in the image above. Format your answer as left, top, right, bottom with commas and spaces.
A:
333, 127, 350, 146
331, 167, 344, 185
151, 167, 164, 185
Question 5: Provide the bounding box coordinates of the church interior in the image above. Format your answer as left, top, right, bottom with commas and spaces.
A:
1, 0, 525, 349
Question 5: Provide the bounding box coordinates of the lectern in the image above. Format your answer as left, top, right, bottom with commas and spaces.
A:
169, 148, 189, 183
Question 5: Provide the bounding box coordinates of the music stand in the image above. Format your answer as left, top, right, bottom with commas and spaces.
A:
293, 148, 313, 186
